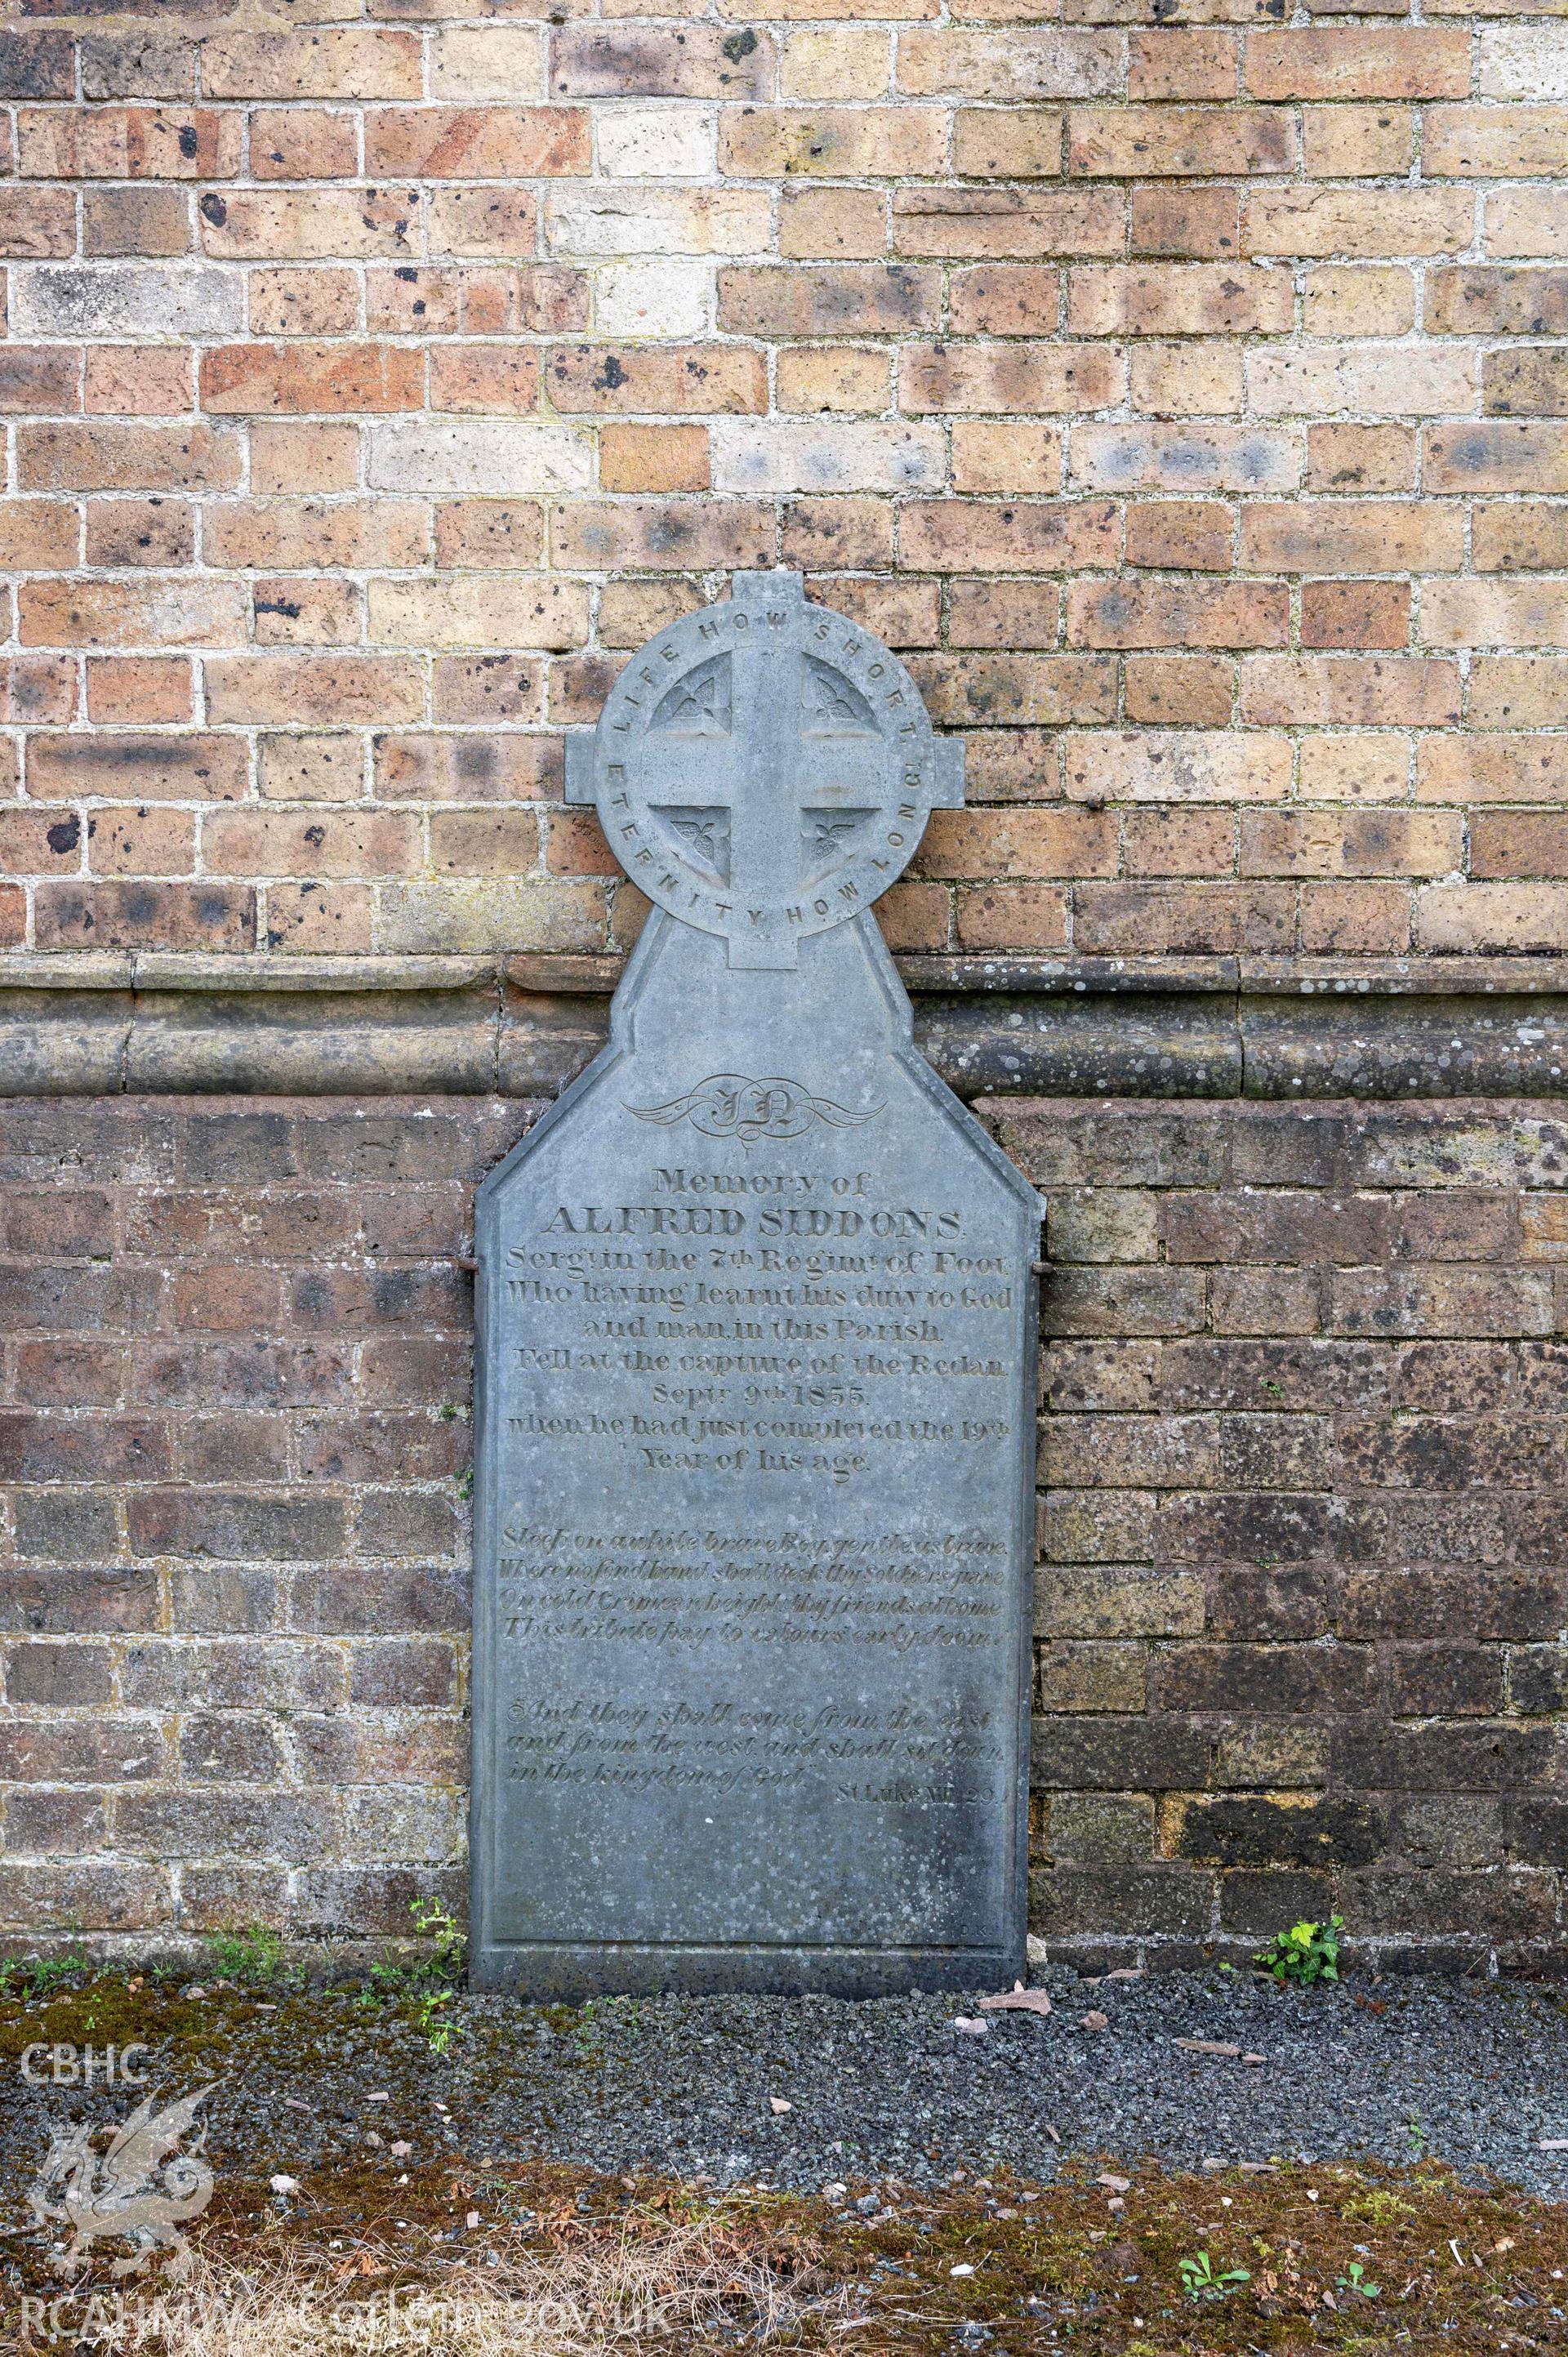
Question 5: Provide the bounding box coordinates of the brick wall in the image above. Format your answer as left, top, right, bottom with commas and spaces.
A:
4, 1089, 1566, 1971
1, 1098, 524, 1945
0, 2, 1560, 956
1018, 1096, 1568, 1972
3, 0, 1568, 1969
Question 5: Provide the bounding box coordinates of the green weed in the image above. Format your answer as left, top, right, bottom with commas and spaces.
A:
1338, 2258, 1381, 2298
1177, 2249, 1251, 2301
0, 1945, 90, 2001
1254, 1914, 1343, 1985
359, 1898, 467, 2055
203, 1923, 290, 1989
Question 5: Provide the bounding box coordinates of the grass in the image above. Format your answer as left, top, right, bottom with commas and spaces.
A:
16, 2208, 838, 2354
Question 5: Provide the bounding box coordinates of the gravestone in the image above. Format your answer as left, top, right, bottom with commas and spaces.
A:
471, 572, 1041, 1996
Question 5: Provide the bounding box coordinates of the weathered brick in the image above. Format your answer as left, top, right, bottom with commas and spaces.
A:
27, 734, 245, 803
1241, 657, 1460, 728
1425, 106, 1568, 181
1245, 188, 1472, 260
1068, 106, 1294, 177
201, 344, 424, 416
202, 32, 423, 102
0, 0, 1562, 1976
1068, 263, 1290, 336
200, 190, 421, 265
1241, 501, 1462, 575
900, 341, 1118, 415
1067, 580, 1286, 651
18, 423, 242, 494
898, 30, 1120, 100
893, 187, 1123, 261
546, 345, 764, 417
36, 881, 256, 952
900, 498, 1117, 573
724, 105, 945, 177
952, 110, 1064, 180
1072, 425, 1299, 495
365, 108, 590, 180
719, 264, 937, 338
1131, 186, 1240, 261
1248, 29, 1469, 101
552, 27, 771, 100
1428, 268, 1568, 336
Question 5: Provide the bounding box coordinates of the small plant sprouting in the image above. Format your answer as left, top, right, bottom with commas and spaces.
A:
1254, 1915, 1343, 1985
1338, 2260, 1381, 2300
361, 1898, 467, 2055
415, 1986, 457, 2056
1178, 2251, 1251, 2301
203, 1923, 287, 1988
2, 1945, 91, 2002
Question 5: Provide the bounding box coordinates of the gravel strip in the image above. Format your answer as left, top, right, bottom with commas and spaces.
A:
4, 1968, 1567, 2211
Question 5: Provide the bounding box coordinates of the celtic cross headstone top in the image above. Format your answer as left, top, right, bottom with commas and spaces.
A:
563, 573, 963, 967
471, 572, 1040, 1997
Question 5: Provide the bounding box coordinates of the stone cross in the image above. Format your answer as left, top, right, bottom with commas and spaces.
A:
565, 570, 962, 966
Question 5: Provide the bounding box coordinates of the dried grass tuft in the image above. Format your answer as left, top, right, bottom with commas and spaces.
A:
38, 2212, 842, 2355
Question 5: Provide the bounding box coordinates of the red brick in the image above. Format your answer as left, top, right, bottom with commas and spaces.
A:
364, 107, 590, 178
200, 344, 425, 416
1067, 580, 1287, 651
1302, 580, 1411, 651
35, 881, 255, 951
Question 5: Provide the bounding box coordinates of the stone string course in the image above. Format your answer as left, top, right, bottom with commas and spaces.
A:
5, 1093, 1568, 1969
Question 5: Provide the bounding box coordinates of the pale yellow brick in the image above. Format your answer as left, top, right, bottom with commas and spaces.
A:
1301, 103, 1412, 176
1298, 733, 1413, 804
1303, 265, 1416, 337
368, 576, 588, 650
1129, 343, 1243, 418
951, 420, 1062, 493
777, 346, 892, 413
430, 27, 546, 101
782, 29, 891, 99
